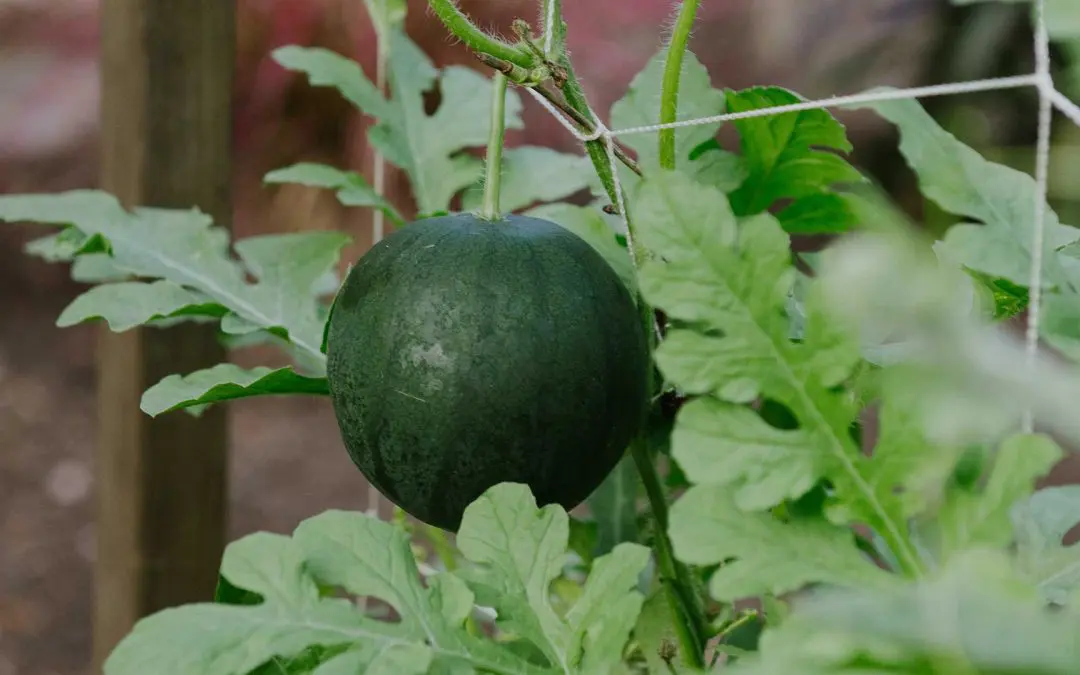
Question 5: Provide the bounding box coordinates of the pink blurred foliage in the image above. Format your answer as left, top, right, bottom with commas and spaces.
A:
0, 0, 336, 192
0, 0, 98, 161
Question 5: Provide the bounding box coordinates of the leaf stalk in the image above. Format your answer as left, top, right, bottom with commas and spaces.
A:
540, 0, 565, 60
659, 0, 701, 170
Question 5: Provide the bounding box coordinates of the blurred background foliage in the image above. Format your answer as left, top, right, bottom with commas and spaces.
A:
1, 1, 1078, 674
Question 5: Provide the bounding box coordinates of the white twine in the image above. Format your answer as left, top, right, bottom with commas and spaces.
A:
528, 75, 1045, 142
524, 21, 1080, 433
613, 75, 1044, 136
1023, 0, 1054, 434
1050, 87, 1080, 126
526, 86, 663, 340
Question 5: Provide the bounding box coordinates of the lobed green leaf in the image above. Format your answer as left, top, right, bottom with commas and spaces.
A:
1012, 485, 1080, 606
104, 483, 648, 675
0, 191, 348, 368
671, 486, 895, 602
265, 163, 404, 224
275, 32, 524, 216
103, 532, 404, 675
733, 551, 1080, 675
726, 86, 866, 233
140, 364, 330, 417
859, 96, 1080, 290
632, 170, 942, 592
57, 280, 227, 331
932, 434, 1063, 562
460, 146, 599, 214
456, 484, 649, 673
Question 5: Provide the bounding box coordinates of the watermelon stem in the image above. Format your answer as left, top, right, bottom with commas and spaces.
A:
632, 439, 709, 668
480, 71, 509, 221
539, 0, 565, 61
425, 0, 537, 69
557, 58, 623, 219
659, 0, 702, 171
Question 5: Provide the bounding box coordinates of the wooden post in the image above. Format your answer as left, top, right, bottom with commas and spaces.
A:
94, 0, 235, 668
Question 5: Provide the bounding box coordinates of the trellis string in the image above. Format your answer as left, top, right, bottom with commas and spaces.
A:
1050, 87, 1080, 125
1024, 0, 1053, 433
524, 6, 1068, 432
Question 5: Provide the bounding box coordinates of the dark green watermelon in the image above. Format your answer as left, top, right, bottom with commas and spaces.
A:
325, 212, 650, 531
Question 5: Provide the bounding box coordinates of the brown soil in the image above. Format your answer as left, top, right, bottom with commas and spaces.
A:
0, 236, 370, 675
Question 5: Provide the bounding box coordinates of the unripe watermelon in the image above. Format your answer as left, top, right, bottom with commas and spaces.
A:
325, 213, 649, 531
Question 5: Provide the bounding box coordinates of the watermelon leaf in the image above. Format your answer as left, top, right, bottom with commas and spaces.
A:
274, 32, 524, 215
1012, 485, 1080, 605
859, 96, 1080, 289
103, 483, 645, 675
460, 146, 599, 214
269, 46, 390, 118
726, 86, 865, 233
858, 96, 1080, 375
140, 364, 331, 417
0, 191, 349, 415
102, 528, 454, 675
632, 170, 934, 588
669, 487, 895, 601
734, 551, 1080, 674
610, 47, 738, 188
57, 281, 227, 331
264, 163, 405, 224
932, 434, 1063, 563
456, 484, 650, 674
0, 191, 348, 366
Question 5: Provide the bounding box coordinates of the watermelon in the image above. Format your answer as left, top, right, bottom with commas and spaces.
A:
325, 212, 650, 530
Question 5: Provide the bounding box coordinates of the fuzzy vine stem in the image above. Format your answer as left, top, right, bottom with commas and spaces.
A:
659, 0, 701, 170
550, 15, 711, 669
632, 439, 708, 668
557, 57, 627, 217
540, 0, 565, 60
426, 0, 537, 69
526, 79, 642, 178
480, 71, 509, 220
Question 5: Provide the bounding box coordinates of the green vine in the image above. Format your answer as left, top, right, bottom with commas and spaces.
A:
557, 59, 624, 216
632, 439, 709, 667
425, 0, 537, 69
540, 0, 566, 60
659, 0, 701, 170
